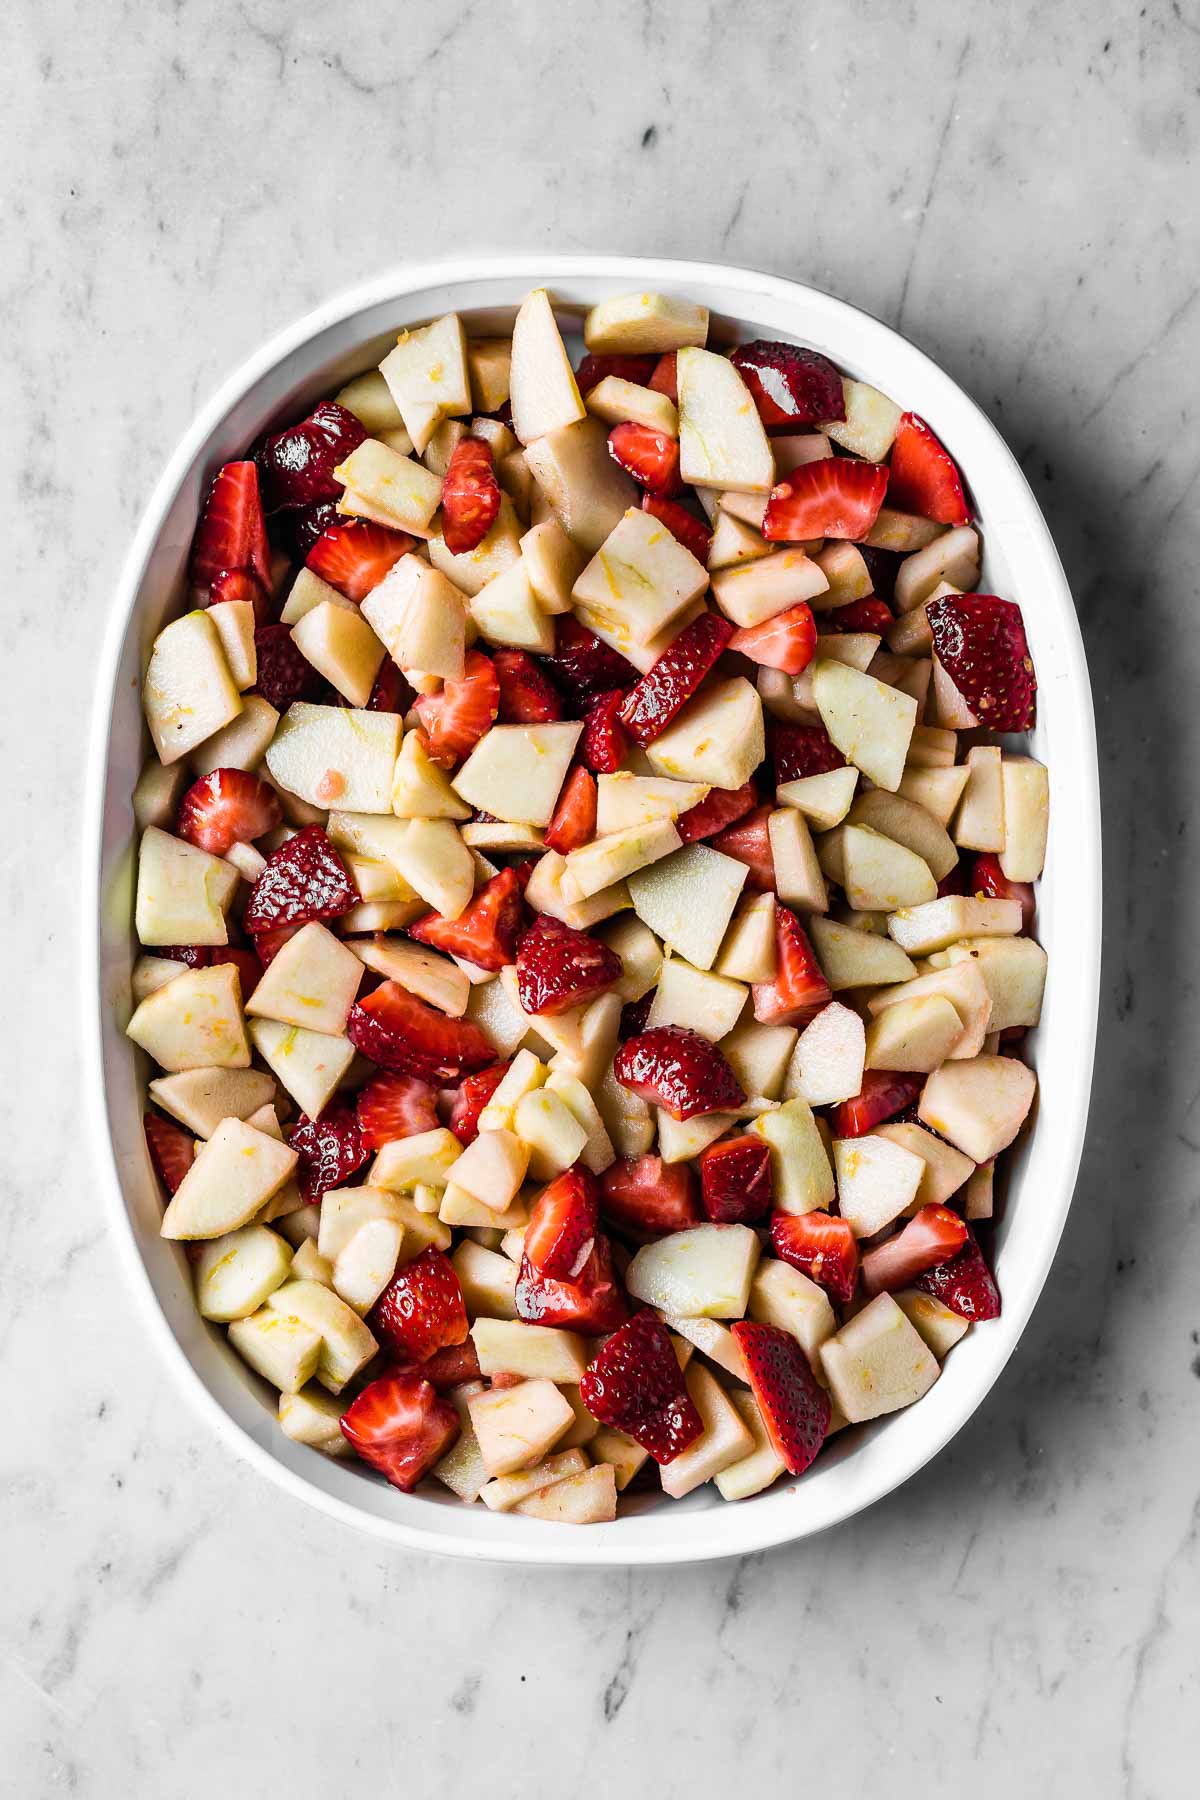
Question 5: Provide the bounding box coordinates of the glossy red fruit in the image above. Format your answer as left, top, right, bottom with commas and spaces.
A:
448, 1062, 510, 1146
413, 650, 499, 768
699, 1136, 773, 1224
575, 351, 657, 393
347, 983, 496, 1084
154, 944, 210, 967
619, 994, 654, 1040
544, 765, 597, 854
764, 459, 889, 542
363, 658, 414, 715
279, 500, 341, 562
208, 566, 272, 626
600, 1156, 701, 1238
441, 436, 502, 554
729, 340, 845, 429
287, 1099, 368, 1203
208, 946, 264, 999
712, 804, 775, 891
728, 602, 817, 675
887, 412, 971, 526
306, 518, 415, 600
913, 1227, 1001, 1320
614, 1026, 745, 1121
676, 780, 758, 843
144, 1111, 195, 1195
409, 868, 524, 972
256, 402, 367, 511
177, 769, 281, 856
770, 722, 847, 782
937, 863, 968, 899
607, 421, 681, 495
861, 1205, 970, 1297
825, 596, 895, 635
244, 825, 357, 933
494, 649, 563, 723
833, 1070, 925, 1138
370, 1246, 469, 1363
730, 1320, 831, 1475
253, 623, 328, 709
356, 1071, 440, 1151
926, 593, 1036, 732
250, 922, 304, 967
617, 612, 734, 744
514, 1235, 628, 1332
523, 1166, 600, 1280
516, 916, 622, 1017
580, 688, 629, 773
770, 1210, 860, 1306
971, 853, 1035, 929
542, 614, 637, 704
190, 461, 271, 591
752, 906, 831, 1026
647, 351, 678, 402
641, 493, 712, 565
387, 1338, 482, 1390
340, 1372, 459, 1492
580, 1310, 704, 1464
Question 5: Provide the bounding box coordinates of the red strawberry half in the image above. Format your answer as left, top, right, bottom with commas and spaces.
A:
600, 1155, 701, 1238
356, 1070, 440, 1151
208, 567, 271, 626
256, 401, 366, 511
580, 688, 629, 774
676, 780, 758, 843
176, 769, 281, 857
253, 623, 328, 710
729, 340, 845, 429
515, 1235, 628, 1333
494, 649, 563, 723
523, 1166, 599, 1281
926, 593, 1036, 732
413, 650, 499, 768
580, 1310, 703, 1464
409, 867, 524, 972
448, 1061, 510, 1146
544, 765, 597, 854
617, 612, 733, 745
770, 1210, 860, 1306
369, 1246, 469, 1363
340, 1371, 459, 1492
886, 412, 971, 526
306, 518, 415, 601
614, 1026, 744, 1121
575, 351, 657, 393
244, 825, 357, 933
347, 983, 496, 1084
834, 1070, 925, 1138
770, 722, 847, 782
441, 436, 502, 554
541, 614, 637, 705
608, 421, 681, 495
641, 494, 713, 565
144, 1111, 195, 1195
516, 916, 622, 1017
730, 1319, 831, 1475
763, 459, 889, 543
861, 1204, 969, 1297
728, 601, 817, 675
647, 351, 678, 403
825, 596, 894, 635
971, 852, 1035, 929
190, 460, 271, 592
712, 804, 775, 891
913, 1228, 1001, 1320
699, 1135, 773, 1224
752, 905, 831, 1026
287, 1098, 368, 1203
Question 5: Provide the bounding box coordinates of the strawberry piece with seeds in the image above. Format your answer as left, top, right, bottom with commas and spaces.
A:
190, 460, 271, 592
441, 436, 502, 554
516, 916, 622, 1016
348, 982, 496, 1084
600, 1155, 701, 1238
448, 1062, 511, 1145
544, 765, 597, 854
514, 1235, 628, 1333
409, 867, 525, 972
614, 1025, 745, 1121
770, 1210, 860, 1306
387, 1338, 482, 1390
306, 518, 416, 601
523, 1166, 600, 1280
729, 340, 845, 429
287, 1098, 368, 1203
971, 852, 1035, 929
340, 1371, 459, 1492
617, 612, 734, 744
926, 593, 1037, 732
413, 650, 499, 769
144, 1111, 195, 1196
730, 1320, 831, 1475
177, 768, 282, 857
607, 421, 682, 496
861, 1204, 969, 1297
676, 780, 758, 844
712, 804, 775, 891
494, 649, 563, 723
647, 351, 678, 403
771, 722, 846, 782
728, 602, 817, 676
541, 614, 637, 705
575, 351, 658, 393
913, 1227, 1001, 1320
251, 921, 304, 967
370, 1246, 469, 1363
763, 458, 889, 543
208, 567, 272, 626
580, 1310, 704, 1464
581, 688, 629, 773
834, 1071, 926, 1138
752, 905, 831, 1026
825, 596, 894, 635
699, 1135, 773, 1223
641, 493, 713, 565
886, 412, 971, 526
256, 401, 367, 511
244, 825, 358, 933
253, 623, 328, 710
356, 1071, 440, 1151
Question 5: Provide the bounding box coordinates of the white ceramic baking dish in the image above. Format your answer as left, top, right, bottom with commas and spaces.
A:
84, 255, 1100, 1565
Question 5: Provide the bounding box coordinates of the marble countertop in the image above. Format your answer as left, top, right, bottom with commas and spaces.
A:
4, 0, 1199, 1793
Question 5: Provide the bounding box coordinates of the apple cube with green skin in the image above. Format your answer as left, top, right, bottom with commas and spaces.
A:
390, 727, 472, 820
361, 557, 467, 682
660, 1360, 756, 1499
813, 660, 917, 793
207, 598, 257, 690
334, 438, 445, 534
946, 937, 1047, 1033
677, 346, 775, 493
820, 1293, 940, 1422
833, 1133, 925, 1236
874, 1121, 975, 1210
266, 703, 401, 814
595, 774, 709, 835
135, 826, 239, 947
453, 721, 583, 828
228, 1307, 322, 1395
627, 842, 748, 972
720, 1019, 797, 1101
584, 291, 709, 354
161, 1118, 298, 1240
953, 745, 1005, 852
714, 891, 778, 983
749, 1098, 835, 1214
1000, 756, 1049, 881
768, 807, 828, 913
868, 959, 992, 1059
714, 1389, 788, 1501
278, 1385, 350, 1456
865, 992, 964, 1072
479, 1447, 590, 1512
919, 1052, 1037, 1162
893, 1289, 971, 1358
523, 416, 637, 555
377, 312, 470, 453
787, 1000, 866, 1106
470, 1318, 589, 1384
822, 378, 902, 462
626, 1224, 761, 1319
127, 962, 250, 1072
887, 895, 1022, 956
515, 1462, 619, 1523
646, 957, 747, 1043
264, 1279, 378, 1395
190, 695, 279, 779
777, 766, 859, 831
142, 610, 243, 765
508, 289, 586, 445
248, 1018, 355, 1122
645, 677, 765, 791
148, 1067, 275, 1138
195, 1223, 294, 1321
428, 496, 523, 596
290, 601, 384, 709
748, 1258, 837, 1364
572, 507, 709, 647
245, 921, 363, 1036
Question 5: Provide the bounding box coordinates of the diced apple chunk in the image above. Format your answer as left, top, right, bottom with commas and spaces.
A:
361, 556, 467, 682
807, 916, 915, 993
248, 1018, 355, 1121
206, 598, 257, 690
520, 516, 585, 613
656, 1110, 735, 1164
644, 676, 765, 791
584, 375, 678, 435
561, 818, 681, 902
378, 313, 470, 453
777, 766, 859, 830
897, 765, 971, 828
719, 1019, 797, 1101
813, 661, 917, 792
749, 1097, 835, 1214
786, 1001, 865, 1106
291, 601, 384, 709
513, 1089, 588, 1180
143, 610, 243, 765
868, 959, 992, 1060
278, 1384, 350, 1454
428, 496, 523, 596
471, 1317, 589, 1384
523, 417, 637, 555
874, 1122, 975, 1210
595, 1060, 655, 1160
848, 790, 959, 883
190, 695, 279, 778
264, 1279, 378, 1394
585, 291, 709, 353
711, 548, 829, 627
266, 703, 400, 814
132, 760, 190, 832
387, 817, 474, 918
894, 526, 981, 614
348, 934, 468, 1017
595, 774, 708, 836
919, 1052, 1036, 1162
228, 1307, 321, 1395
135, 826, 239, 947
468, 1379, 575, 1476
768, 808, 828, 913
127, 962, 250, 1072
714, 1390, 788, 1500
335, 439, 443, 534
1000, 756, 1049, 881
331, 1217, 405, 1314
148, 1067, 275, 1138
864, 993, 964, 1072
748, 1258, 836, 1364
572, 507, 709, 647
840, 824, 936, 912
245, 921, 362, 1036
893, 1289, 971, 1358
479, 1447, 591, 1511
451, 1239, 519, 1321
714, 890, 778, 983
833, 1134, 925, 1237
390, 727, 472, 820
466, 337, 511, 413
946, 937, 1047, 1033
820, 1292, 940, 1421
516, 1462, 618, 1523
453, 721, 583, 828
677, 347, 775, 493
161, 1118, 298, 1240
317, 1186, 408, 1261
887, 896, 1022, 956
646, 958, 746, 1042
660, 1361, 756, 1498
953, 745, 1005, 852
628, 843, 748, 972
627, 1224, 760, 1318
195, 1223, 293, 1321
509, 289, 586, 445
822, 379, 901, 462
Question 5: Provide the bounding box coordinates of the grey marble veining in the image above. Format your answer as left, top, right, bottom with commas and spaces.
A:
3, 0, 1199, 1794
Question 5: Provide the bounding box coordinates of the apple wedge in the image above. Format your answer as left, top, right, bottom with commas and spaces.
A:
897, 764, 971, 828
347, 935, 469, 1017
278, 1385, 350, 1455
452, 721, 582, 828
719, 1019, 797, 1101
786, 1000, 866, 1106
945, 937, 1047, 1033
227, 1307, 321, 1395
245, 921, 363, 1036
887, 895, 1022, 956
813, 660, 917, 792
572, 507, 709, 646
377, 312, 470, 453
714, 1390, 788, 1501
714, 890, 778, 983
334, 438, 444, 535
142, 610, 243, 765
627, 842, 748, 971
507, 288, 586, 444
514, 1462, 619, 1524
520, 517, 585, 614
248, 1018, 356, 1121
206, 598, 257, 690
584, 375, 678, 435
451, 1239, 520, 1321
644, 677, 765, 791
677, 347, 775, 492
656, 1109, 735, 1164
840, 823, 937, 913
659, 1361, 756, 1499
361, 556, 467, 682
1000, 756, 1050, 881
847, 790, 958, 883
584, 291, 709, 353
465, 336, 512, 412
390, 727, 472, 821
594, 774, 708, 836
868, 959, 992, 1059
135, 826, 239, 948
919, 1052, 1037, 1162
953, 745, 1004, 852
833, 1134, 925, 1236
266, 703, 401, 814
710, 548, 829, 628
148, 1067, 275, 1138
290, 601, 384, 709
864, 992, 964, 1071
873, 1121, 975, 1209
893, 1289, 971, 1358
190, 695, 279, 778
776, 765, 859, 830
470, 1318, 589, 1383
194, 1223, 293, 1321
334, 368, 405, 434
819, 1293, 940, 1422
707, 510, 772, 571
894, 525, 980, 615
807, 916, 916, 991
822, 379, 902, 462
161, 1117, 298, 1239
749, 1097, 835, 1214
748, 1258, 837, 1364
513, 1089, 589, 1181
646, 957, 747, 1042
127, 962, 250, 1072
331, 1217, 405, 1314
264, 1279, 378, 1394
767, 807, 828, 913
560, 818, 681, 903
523, 416, 637, 555
428, 496, 523, 596
626, 1223, 761, 1319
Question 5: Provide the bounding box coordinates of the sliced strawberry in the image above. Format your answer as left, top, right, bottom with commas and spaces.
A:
619, 993, 654, 1040
676, 780, 758, 843
541, 614, 637, 705
409, 868, 524, 972
208, 946, 263, 998
730, 1320, 831, 1475
712, 804, 775, 891
763, 459, 889, 543
579, 1310, 703, 1464
926, 593, 1037, 732
861, 1205, 969, 1297
913, 1227, 1001, 1320
752, 906, 831, 1026
356, 1071, 440, 1151
937, 862, 968, 899
244, 825, 357, 933
647, 351, 678, 402
575, 352, 657, 393
523, 1166, 599, 1281
600, 1155, 701, 1238
253, 623, 327, 710
441, 436, 502, 554
251, 921, 304, 967
448, 1062, 510, 1145
614, 1026, 744, 1121
256, 401, 367, 511
699, 1135, 773, 1224
825, 596, 894, 634
728, 340, 845, 429
348, 983, 495, 1084
887, 412, 971, 526
307, 518, 415, 601
364, 658, 414, 715
340, 1371, 459, 1492
514, 1235, 628, 1333
494, 649, 563, 723
617, 612, 733, 745
287, 1099, 368, 1203
641, 493, 712, 565
607, 422, 681, 496
177, 769, 281, 857
279, 500, 341, 562
516, 916, 622, 1016
728, 602, 817, 676
544, 765, 597, 854
770, 722, 846, 782
971, 852, 1035, 929
190, 460, 271, 591
370, 1246, 469, 1363
833, 1070, 925, 1138
387, 1338, 481, 1390
154, 944, 210, 967
770, 1211, 860, 1306
413, 650, 499, 769
580, 688, 629, 773
144, 1111, 195, 1196
208, 566, 271, 626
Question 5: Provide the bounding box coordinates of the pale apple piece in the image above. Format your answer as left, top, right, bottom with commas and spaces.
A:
953, 745, 1004, 852
887, 894, 1022, 956
776, 766, 859, 832
656, 1109, 736, 1164
474, 1050, 545, 1135
848, 791, 959, 885
333, 438, 443, 535
289, 1239, 334, 1286
627, 843, 748, 975
645, 679, 765, 795
820, 1292, 939, 1421
947, 937, 1046, 1033
546, 1385, 599, 1452
276, 1206, 320, 1249
874, 1122, 975, 1212
331, 1216, 405, 1314
127, 961, 249, 1073
523, 416, 637, 556
546, 991, 623, 1091
360, 557, 467, 682
897, 764, 970, 828
647, 958, 747, 1044
1000, 757, 1049, 881
714, 891, 778, 983
933, 655, 980, 731
468, 559, 555, 655
748, 1097, 835, 1215
463, 975, 529, 1059
864, 507, 946, 553
148, 1067, 275, 1138
523, 848, 631, 932
206, 598, 257, 690
594, 774, 707, 837
542, 1072, 616, 1175
595, 1057, 654, 1160
584, 291, 708, 353
374, 312, 470, 451
571, 507, 708, 646
266, 703, 400, 814
786, 1002, 866, 1106
248, 1018, 355, 1120
718, 1019, 797, 1103
515, 520, 580, 619
390, 727, 472, 820
805, 543, 871, 612
161, 1118, 297, 1240
317, 1187, 408, 1262
792, 644, 883, 739
558, 819, 680, 905
462, 825, 548, 862
655, 1315, 744, 1385
894, 525, 981, 613
466, 335, 512, 412
341, 857, 407, 908
704, 487, 770, 529
132, 760, 189, 833
228, 1307, 321, 1395
471, 1318, 589, 1383
806, 917, 913, 994
243, 920, 362, 1037
905, 723, 959, 769
893, 1289, 971, 1358
450, 1127, 530, 1213
920, 1051, 1036, 1162
190, 695, 279, 779
714, 1389, 788, 1501
627, 1223, 760, 1319
264, 1279, 377, 1395
470, 416, 518, 464
819, 377, 899, 461
598, 914, 664, 1002
142, 610, 243, 765
451, 1239, 519, 1322
710, 547, 829, 629
767, 807, 829, 913
515, 1461, 618, 1524
194, 1223, 292, 1322
386, 816, 474, 919
749, 1258, 837, 1365
479, 1446, 591, 1512
864, 992, 964, 1073
334, 367, 405, 433
842, 824, 938, 913
428, 495, 523, 596
871, 959, 991, 1060
583, 374, 678, 436
452, 721, 583, 830
278, 1383, 350, 1455
348, 934, 469, 1017
421, 417, 468, 479
441, 1181, 520, 1230
869, 649, 933, 715
833, 1134, 926, 1237
964, 1159, 995, 1221
511, 1089, 587, 1182
707, 511, 771, 570
660, 1360, 756, 1499
812, 661, 917, 793
336, 898, 427, 934
430, 1383, 490, 1503
508, 289, 586, 445
134, 826, 239, 947
224, 841, 267, 885
677, 346, 774, 492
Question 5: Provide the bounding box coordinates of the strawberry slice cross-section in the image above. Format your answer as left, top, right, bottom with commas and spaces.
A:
730, 1320, 832, 1475
580, 1310, 704, 1465
441, 436, 502, 554
243, 825, 358, 934
617, 611, 734, 745
494, 649, 564, 724
516, 916, 623, 1017
339, 1371, 459, 1492
751, 905, 831, 1026
287, 1098, 369, 1203
176, 768, 282, 858
409, 867, 525, 972
306, 517, 416, 601
523, 1166, 600, 1281
886, 412, 971, 526
448, 1062, 511, 1145
913, 1227, 1001, 1320
676, 780, 758, 844
515, 1235, 629, 1333
641, 494, 713, 565
369, 1246, 469, 1364
413, 650, 500, 769
189, 460, 271, 593
356, 1070, 440, 1151
763, 458, 889, 543
347, 982, 496, 1084
607, 421, 682, 495
600, 1155, 701, 1237
699, 1134, 774, 1223
728, 601, 817, 676
770, 1209, 860, 1305
861, 1204, 970, 1297
544, 765, 597, 854
614, 1025, 745, 1121
834, 1070, 925, 1138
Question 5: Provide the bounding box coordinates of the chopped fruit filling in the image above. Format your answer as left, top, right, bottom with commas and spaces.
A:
580, 1311, 703, 1463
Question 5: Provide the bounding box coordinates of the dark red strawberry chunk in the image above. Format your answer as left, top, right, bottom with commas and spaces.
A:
177, 769, 281, 857
307, 518, 415, 600
642, 493, 712, 565
861, 1205, 969, 1297
699, 1135, 773, 1223
600, 1156, 700, 1237
712, 803, 775, 891
770, 1210, 860, 1305
356, 1071, 440, 1151
386, 1338, 481, 1390
825, 596, 894, 634
441, 436, 502, 554
614, 1026, 744, 1121
514, 1235, 628, 1333
541, 614, 637, 705
770, 723, 847, 782
144, 1111, 195, 1196
575, 352, 658, 393
190, 460, 271, 592
244, 825, 358, 933
729, 340, 845, 429
253, 624, 328, 709
544, 765, 597, 854
256, 401, 367, 511
208, 567, 272, 626
209, 946, 264, 998
154, 944, 210, 967
858, 543, 900, 603
926, 593, 1036, 732
752, 906, 831, 1026
369, 1246, 469, 1363
347, 982, 496, 1084
913, 1227, 1001, 1320
580, 1310, 703, 1464
516, 916, 622, 1016
730, 1319, 831, 1475
523, 1166, 600, 1280
676, 781, 758, 843
764, 459, 889, 542
607, 421, 681, 495
277, 500, 341, 562
887, 412, 971, 526
618, 611, 734, 744
619, 993, 654, 1040
287, 1098, 368, 1203
647, 352, 678, 403
729, 602, 817, 675
581, 688, 629, 773
971, 852, 1035, 929
360, 657, 412, 716
494, 649, 563, 723
448, 1062, 510, 1145
250, 921, 304, 967
340, 1371, 459, 1491
413, 650, 499, 768
409, 868, 524, 972
834, 1071, 926, 1138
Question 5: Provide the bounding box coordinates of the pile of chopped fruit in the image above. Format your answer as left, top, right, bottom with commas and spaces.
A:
128, 286, 1047, 1522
